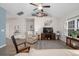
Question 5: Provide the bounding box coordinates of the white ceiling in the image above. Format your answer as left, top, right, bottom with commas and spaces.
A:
0, 3, 79, 18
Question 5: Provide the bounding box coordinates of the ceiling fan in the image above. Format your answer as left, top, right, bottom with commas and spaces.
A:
30, 3, 50, 12
30, 3, 50, 17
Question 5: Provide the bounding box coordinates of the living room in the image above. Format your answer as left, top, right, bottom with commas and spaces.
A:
0, 3, 79, 56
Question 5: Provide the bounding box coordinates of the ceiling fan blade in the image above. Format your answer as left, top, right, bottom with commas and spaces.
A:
33, 8, 38, 11
30, 3, 38, 6
43, 5, 50, 8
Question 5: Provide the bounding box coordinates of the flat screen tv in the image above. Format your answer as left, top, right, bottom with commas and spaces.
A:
43, 27, 53, 33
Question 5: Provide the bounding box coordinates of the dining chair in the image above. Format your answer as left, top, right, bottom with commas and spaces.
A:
11, 35, 30, 53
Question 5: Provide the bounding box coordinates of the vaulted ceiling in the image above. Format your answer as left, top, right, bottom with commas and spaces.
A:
0, 3, 79, 19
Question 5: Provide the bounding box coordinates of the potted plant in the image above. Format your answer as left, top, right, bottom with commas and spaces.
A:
71, 31, 77, 38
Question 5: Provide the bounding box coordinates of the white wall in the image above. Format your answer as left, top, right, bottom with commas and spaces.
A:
34, 17, 58, 34
6, 19, 9, 38
6, 16, 59, 39
57, 18, 67, 42
6, 17, 26, 38
35, 17, 51, 34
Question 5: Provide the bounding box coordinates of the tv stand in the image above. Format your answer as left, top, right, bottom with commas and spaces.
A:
41, 33, 56, 40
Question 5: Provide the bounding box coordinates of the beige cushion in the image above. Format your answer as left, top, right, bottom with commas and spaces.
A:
14, 33, 26, 39
26, 36, 38, 44
26, 31, 38, 44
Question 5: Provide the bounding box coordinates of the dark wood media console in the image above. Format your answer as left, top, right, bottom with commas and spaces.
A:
41, 27, 56, 40
41, 33, 56, 40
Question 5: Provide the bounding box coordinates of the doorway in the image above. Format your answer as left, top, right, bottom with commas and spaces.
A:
26, 18, 35, 35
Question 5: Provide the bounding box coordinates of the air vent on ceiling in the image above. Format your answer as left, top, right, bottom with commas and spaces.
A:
17, 11, 24, 16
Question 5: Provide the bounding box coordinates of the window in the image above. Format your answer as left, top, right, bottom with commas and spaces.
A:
68, 20, 75, 36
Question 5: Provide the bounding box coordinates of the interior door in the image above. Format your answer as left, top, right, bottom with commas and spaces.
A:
26, 18, 34, 35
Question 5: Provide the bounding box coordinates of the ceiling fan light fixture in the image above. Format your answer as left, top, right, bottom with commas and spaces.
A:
36, 12, 47, 17
38, 4, 43, 10
37, 12, 42, 16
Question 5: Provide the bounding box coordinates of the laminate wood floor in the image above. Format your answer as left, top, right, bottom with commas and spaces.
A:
0, 39, 71, 56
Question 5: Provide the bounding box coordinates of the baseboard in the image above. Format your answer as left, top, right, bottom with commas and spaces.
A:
0, 44, 6, 48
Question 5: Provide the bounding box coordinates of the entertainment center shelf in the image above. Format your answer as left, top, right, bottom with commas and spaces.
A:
41, 27, 56, 40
